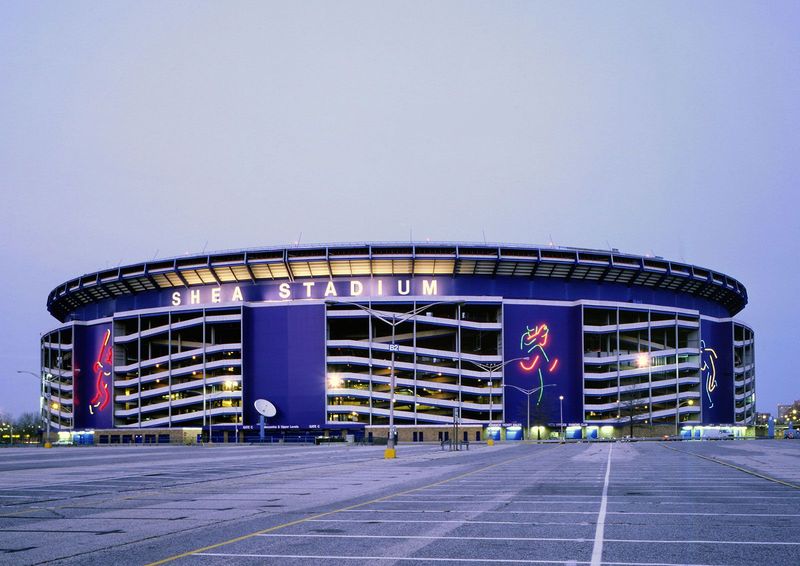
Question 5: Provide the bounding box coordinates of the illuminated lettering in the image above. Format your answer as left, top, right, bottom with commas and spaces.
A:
397, 280, 410, 295
422, 279, 438, 295
164, 277, 445, 307
324, 281, 338, 297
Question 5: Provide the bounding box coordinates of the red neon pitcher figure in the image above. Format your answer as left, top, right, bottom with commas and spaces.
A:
89, 329, 112, 414
519, 324, 559, 405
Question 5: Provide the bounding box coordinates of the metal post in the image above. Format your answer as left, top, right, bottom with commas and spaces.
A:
460, 357, 529, 444
559, 395, 564, 441
17, 370, 52, 448
388, 314, 397, 453
488, 369, 494, 428
46, 377, 51, 445
526, 393, 530, 440
502, 383, 555, 442
327, 300, 456, 459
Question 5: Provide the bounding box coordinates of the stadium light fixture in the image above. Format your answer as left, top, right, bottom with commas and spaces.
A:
17, 370, 54, 448
460, 356, 530, 445
503, 383, 556, 440
327, 373, 344, 388
325, 300, 461, 459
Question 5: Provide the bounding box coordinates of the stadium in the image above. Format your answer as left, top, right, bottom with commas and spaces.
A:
40, 242, 755, 444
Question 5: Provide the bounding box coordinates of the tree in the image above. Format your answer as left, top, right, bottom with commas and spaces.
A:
0, 412, 12, 444
14, 412, 40, 443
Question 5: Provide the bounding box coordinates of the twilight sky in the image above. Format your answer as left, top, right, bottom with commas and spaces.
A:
1, 2, 798, 417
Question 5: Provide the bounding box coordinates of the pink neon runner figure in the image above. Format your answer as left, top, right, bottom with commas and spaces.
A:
519, 324, 559, 405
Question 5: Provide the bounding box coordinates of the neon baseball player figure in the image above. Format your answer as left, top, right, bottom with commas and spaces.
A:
701, 339, 718, 409
519, 324, 559, 405
89, 329, 113, 415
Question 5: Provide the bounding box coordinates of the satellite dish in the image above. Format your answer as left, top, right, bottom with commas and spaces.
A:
254, 399, 277, 418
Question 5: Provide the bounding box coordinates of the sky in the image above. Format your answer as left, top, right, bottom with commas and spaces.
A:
1, 2, 798, 418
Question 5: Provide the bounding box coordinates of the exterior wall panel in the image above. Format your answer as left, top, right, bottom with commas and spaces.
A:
242, 304, 326, 429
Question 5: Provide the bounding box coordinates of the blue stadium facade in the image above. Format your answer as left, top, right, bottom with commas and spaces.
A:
40, 243, 755, 441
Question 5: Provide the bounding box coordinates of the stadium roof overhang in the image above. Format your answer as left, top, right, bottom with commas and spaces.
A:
46, 242, 748, 322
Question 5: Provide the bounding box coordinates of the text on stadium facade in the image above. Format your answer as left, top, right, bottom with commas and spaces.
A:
170, 278, 442, 307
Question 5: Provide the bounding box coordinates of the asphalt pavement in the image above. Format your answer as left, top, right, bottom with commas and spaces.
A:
1, 440, 799, 565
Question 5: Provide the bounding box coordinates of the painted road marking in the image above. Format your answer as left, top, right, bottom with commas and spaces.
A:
590, 443, 613, 566
252, 533, 800, 546
307, 518, 592, 525
193, 552, 719, 565
660, 445, 800, 490
337, 508, 800, 517
145, 447, 550, 565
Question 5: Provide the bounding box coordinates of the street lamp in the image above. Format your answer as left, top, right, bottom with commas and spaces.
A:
675, 396, 698, 437
503, 383, 556, 440
18, 370, 54, 448
461, 356, 529, 445
559, 395, 564, 441
330, 300, 458, 459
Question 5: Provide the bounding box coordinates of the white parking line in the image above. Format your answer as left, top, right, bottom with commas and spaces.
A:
380, 499, 601, 504
308, 519, 591, 526
256, 533, 591, 542
0, 488, 86, 493
604, 539, 800, 546
338, 508, 800, 518
608, 511, 800, 518
341, 509, 599, 514
193, 552, 719, 565
254, 532, 800, 546
195, 553, 590, 563
591, 443, 613, 566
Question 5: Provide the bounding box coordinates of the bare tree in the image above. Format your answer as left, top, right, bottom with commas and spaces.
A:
14, 412, 40, 442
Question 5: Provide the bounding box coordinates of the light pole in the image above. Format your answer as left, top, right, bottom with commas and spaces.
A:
461, 356, 529, 445
674, 397, 696, 439
503, 383, 556, 440
18, 370, 54, 448
330, 300, 458, 459
559, 395, 564, 441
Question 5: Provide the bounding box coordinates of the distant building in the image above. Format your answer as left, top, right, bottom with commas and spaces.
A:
777, 402, 800, 425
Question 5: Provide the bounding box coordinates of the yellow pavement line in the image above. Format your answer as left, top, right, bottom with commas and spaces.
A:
146, 446, 551, 565
661, 444, 800, 490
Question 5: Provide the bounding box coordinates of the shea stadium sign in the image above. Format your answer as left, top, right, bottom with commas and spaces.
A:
168, 277, 444, 307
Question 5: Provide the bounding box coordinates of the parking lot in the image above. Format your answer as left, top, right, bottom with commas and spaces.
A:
1, 440, 799, 565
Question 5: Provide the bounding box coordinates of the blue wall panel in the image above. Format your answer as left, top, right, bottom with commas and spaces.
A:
701, 319, 734, 424
242, 304, 326, 428
502, 304, 583, 427
73, 323, 113, 429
